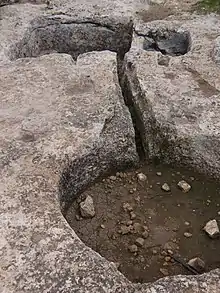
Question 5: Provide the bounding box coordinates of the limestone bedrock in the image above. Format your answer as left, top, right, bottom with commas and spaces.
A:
1, 1, 220, 293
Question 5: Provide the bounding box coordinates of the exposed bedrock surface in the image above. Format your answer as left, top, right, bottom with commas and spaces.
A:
1, 1, 220, 293
0, 51, 138, 293
122, 15, 220, 177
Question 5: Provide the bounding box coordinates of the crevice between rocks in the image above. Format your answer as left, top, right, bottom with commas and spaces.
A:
117, 54, 146, 160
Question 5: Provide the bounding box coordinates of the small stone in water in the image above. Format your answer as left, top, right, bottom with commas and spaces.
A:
137, 173, 147, 182
177, 180, 191, 193
185, 221, 190, 226
156, 172, 162, 176
161, 183, 171, 192
100, 224, 105, 229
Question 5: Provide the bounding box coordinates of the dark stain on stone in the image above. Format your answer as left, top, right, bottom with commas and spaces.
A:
20, 130, 36, 142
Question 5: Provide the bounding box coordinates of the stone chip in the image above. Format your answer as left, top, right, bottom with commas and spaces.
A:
203, 219, 220, 239
80, 195, 96, 218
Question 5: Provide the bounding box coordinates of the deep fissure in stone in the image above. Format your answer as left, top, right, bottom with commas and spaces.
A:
117, 54, 146, 160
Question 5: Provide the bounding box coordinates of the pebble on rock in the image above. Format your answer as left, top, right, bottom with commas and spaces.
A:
135, 237, 145, 247
188, 257, 205, 273
203, 219, 220, 239
137, 172, 147, 182
177, 180, 191, 193
161, 183, 171, 192
79, 195, 95, 218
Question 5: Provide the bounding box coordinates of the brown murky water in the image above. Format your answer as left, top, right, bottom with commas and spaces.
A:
66, 162, 220, 283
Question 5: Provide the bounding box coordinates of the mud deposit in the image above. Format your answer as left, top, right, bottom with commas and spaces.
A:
66, 163, 220, 283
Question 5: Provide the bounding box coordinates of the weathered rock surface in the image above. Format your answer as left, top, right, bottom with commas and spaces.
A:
1, 1, 220, 293
0, 49, 138, 292
0, 2, 135, 63
123, 15, 220, 178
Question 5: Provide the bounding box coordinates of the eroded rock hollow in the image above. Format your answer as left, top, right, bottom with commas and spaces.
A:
1, 0, 220, 292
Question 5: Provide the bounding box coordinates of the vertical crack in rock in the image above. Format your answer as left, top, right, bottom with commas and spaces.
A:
118, 54, 169, 164
117, 54, 146, 160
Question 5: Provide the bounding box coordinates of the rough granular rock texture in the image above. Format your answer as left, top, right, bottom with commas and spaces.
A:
0, 50, 138, 293
123, 15, 220, 177
1, 1, 220, 293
